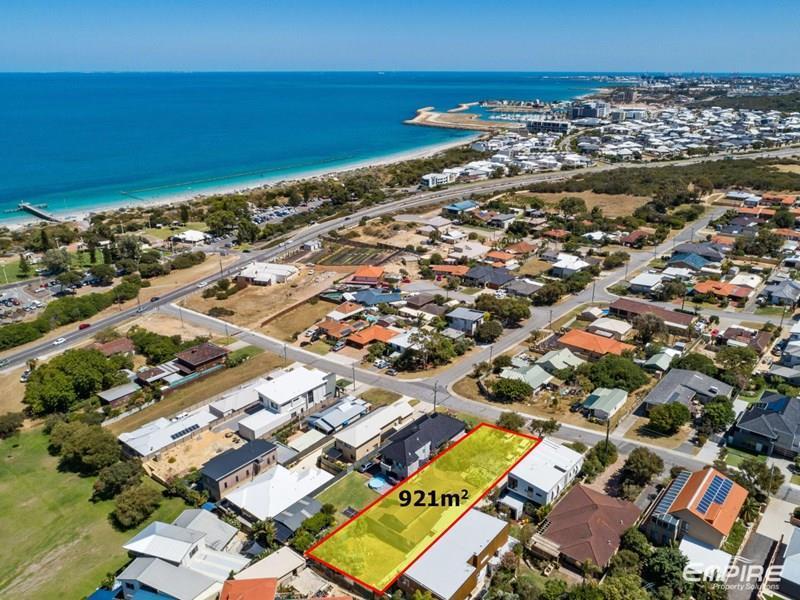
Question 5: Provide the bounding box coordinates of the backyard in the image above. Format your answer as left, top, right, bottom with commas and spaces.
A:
0, 429, 185, 599
314, 472, 379, 524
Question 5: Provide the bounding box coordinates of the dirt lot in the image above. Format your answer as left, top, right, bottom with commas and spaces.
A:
184, 267, 342, 328
260, 300, 337, 341
517, 258, 552, 277
623, 416, 694, 450
108, 351, 286, 434
0, 366, 28, 415
514, 191, 650, 218
350, 221, 428, 250
146, 429, 240, 480
772, 164, 800, 175
138, 254, 240, 302
117, 312, 215, 340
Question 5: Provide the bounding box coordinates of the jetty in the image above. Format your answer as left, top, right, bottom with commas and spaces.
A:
18, 202, 62, 223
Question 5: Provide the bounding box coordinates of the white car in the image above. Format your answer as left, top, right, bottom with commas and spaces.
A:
52, 337, 66, 346
196, 281, 208, 288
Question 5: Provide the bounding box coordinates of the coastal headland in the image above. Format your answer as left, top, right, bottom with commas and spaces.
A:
405, 105, 526, 131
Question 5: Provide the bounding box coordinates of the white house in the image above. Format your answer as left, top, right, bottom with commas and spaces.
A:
117, 558, 221, 600
172, 229, 209, 245
550, 253, 590, 278
237, 262, 299, 286
501, 439, 584, 514
255, 366, 334, 417
628, 272, 668, 295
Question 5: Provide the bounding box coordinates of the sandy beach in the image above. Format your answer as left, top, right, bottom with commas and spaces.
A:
2, 134, 481, 230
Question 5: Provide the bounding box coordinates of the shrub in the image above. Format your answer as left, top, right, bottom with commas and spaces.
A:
112, 483, 163, 529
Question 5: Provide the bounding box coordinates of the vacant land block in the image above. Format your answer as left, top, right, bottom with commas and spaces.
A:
260, 300, 335, 341
308, 424, 539, 592
309, 242, 394, 266
515, 191, 649, 218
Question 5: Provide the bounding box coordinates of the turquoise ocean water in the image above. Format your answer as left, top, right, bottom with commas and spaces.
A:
0, 72, 603, 221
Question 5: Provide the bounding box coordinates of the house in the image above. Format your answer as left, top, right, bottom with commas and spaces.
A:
608, 298, 696, 333
583, 388, 628, 421
315, 317, 361, 341
351, 289, 402, 306
502, 278, 543, 297
501, 440, 583, 514
621, 230, 648, 248
718, 326, 772, 355
398, 510, 509, 600
93, 337, 136, 357
484, 250, 517, 268
762, 277, 800, 306
729, 393, 800, 457
173, 229, 209, 245
641, 369, 733, 414
273, 496, 322, 544
430, 264, 470, 278
237, 262, 299, 286
171, 509, 240, 551
586, 317, 633, 340
235, 547, 306, 583
557, 329, 634, 359
220, 578, 277, 600
200, 439, 278, 501
307, 398, 370, 434
117, 557, 221, 600
644, 351, 675, 373
488, 213, 517, 229
506, 241, 538, 256
255, 367, 335, 418
326, 301, 365, 321
537, 485, 641, 569
499, 364, 553, 393
668, 252, 711, 272
643, 467, 747, 549
332, 400, 414, 462
543, 228, 569, 240
672, 242, 726, 263
692, 280, 752, 302
346, 324, 398, 348
443, 199, 479, 216
351, 265, 384, 286
446, 307, 485, 336
175, 343, 229, 375
222, 465, 333, 522
449, 241, 491, 261
628, 272, 668, 295
462, 265, 514, 289
405, 293, 437, 310
535, 348, 585, 373
550, 254, 590, 278
119, 407, 216, 458
380, 413, 465, 480
97, 382, 141, 407
778, 528, 800, 599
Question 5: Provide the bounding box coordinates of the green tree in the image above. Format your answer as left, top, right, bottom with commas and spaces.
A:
645, 545, 689, 597
496, 412, 525, 432
290, 529, 316, 553
671, 352, 718, 377
621, 447, 664, 486
737, 457, 785, 498
648, 402, 691, 435
716, 346, 758, 390
0, 412, 25, 439
529, 417, 561, 437
55, 422, 121, 474
582, 354, 648, 392
620, 527, 652, 558
89, 263, 116, 286
700, 396, 736, 433
559, 196, 587, 216
93, 460, 144, 500
56, 270, 82, 287
251, 519, 277, 549
179, 204, 190, 223
492, 378, 533, 403
633, 313, 667, 345
600, 573, 650, 600
112, 483, 163, 529
475, 320, 503, 344
17, 253, 31, 276
43, 248, 71, 274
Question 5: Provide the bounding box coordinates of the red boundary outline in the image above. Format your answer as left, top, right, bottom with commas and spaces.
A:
306, 422, 541, 594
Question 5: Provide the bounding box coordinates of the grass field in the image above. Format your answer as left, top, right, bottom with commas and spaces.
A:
109, 351, 286, 434
314, 472, 379, 524
261, 300, 333, 341
0, 429, 185, 599
359, 388, 402, 407
725, 446, 766, 467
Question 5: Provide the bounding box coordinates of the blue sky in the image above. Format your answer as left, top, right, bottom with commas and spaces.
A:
1, 0, 798, 72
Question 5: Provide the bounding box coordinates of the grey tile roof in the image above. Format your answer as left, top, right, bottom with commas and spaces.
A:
201, 439, 276, 481
274, 496, 322, 543
171, 509, 237, 551
735, 393, 800, 454
381, 414, 465, 472
643, 369, 733, 408
118, 557, 217, 600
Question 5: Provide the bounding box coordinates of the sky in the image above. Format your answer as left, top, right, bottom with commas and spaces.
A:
1, 0, 799, 73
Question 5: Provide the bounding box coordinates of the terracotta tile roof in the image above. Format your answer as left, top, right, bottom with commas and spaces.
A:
317, 318, 353, 339
542, 485, 641, 568
693, 280, 751, 299
347, 324, 397, 346
431, 264, 470, 276
737, 206, 775, 217
485, 250, 515, 262
506, 241, 537, 254
621, 230, 648, 244
334, 301, 363, 315
558, 329, 634, 356
762, 194, 796, 206
94, 337, 136, 357
669, 467, 748, 536
544, 228, 570, 239
773, 228, 800, 240
353, 265, 384, 280
220, 578, 277, 600
711, 235, 736, 246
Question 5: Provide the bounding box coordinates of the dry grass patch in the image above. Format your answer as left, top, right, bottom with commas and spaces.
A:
623, 416, 693, 449
260, 300, 335, 342
0, 366, 28, 416
517, 191, 650, 218
517, 258, 552, 277
109, 351, 286, 434
359, 388, 402, 407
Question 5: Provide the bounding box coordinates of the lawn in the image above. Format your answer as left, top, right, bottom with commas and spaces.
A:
517, 258, 552, 277
722, 519, 747, 555
304, 339, 331, 356
359, 388, 402, 407
142, 221, 209, 241
725, 446, 767, 467
755, 306, 789, 316
314, 472, 379, 523
227, 345, 264, 363
0, 429, 185, 599
109, 351, 286, 434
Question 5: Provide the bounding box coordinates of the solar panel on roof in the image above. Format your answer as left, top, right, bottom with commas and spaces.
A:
713, 478, 733, 505
654, 470, 691, 515
697, 475, 725, 514
170, 423, 200, 441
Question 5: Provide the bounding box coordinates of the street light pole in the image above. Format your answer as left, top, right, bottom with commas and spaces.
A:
433, 380, 438, 412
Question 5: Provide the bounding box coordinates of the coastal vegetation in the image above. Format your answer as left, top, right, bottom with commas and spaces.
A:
692, 92, 800, 112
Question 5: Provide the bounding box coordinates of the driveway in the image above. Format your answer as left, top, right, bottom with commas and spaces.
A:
757, 498, 797, 543
727, 532, 775, 600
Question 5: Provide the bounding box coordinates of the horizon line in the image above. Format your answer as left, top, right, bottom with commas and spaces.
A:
1, 69, 799, 76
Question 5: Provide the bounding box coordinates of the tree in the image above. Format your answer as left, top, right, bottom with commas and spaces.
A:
600, 573, 650, 600
620, 527, 652, 558
648, 402, 691, 435
56, 270, 82, 287
740, 496, 762, 524
737, 457, 785, 498
529, 418, 561, 437
492, 355, 513, 372
773, 207, 796, 229
117, 235, 142, 261
716, 346, 758, 390
621, 447, 664, 486
290, 529, 316, 552
699, 396, 735, 433
0, 412, 25, 439
179, 204, 190, 223
582, 354, 648, 392
671, 352, 718, 377
559, 196, 587, 216
43, 248, 71, 274
496, 412, 525, 432
656, 279, 687, 302
18, 253, 31, 276
492, 378, 533, 403
645, 545, 689, 597
237, 220, 260, 244
251, 519, 277, 549
89, 263, 116, 286
608, 549, 641, 576
112, 483, 162, 529
532, 282, 566, 306
93, 460, 144, 500
475, 320, 503, 344
633, 313, 667, 345
54, 422, 121, 474
603, 251, 630, 270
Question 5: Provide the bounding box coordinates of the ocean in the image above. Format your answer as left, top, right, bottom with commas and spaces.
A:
0, 72, 603, 221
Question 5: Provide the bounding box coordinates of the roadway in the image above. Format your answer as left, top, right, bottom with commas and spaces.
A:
3, 144, 798, 368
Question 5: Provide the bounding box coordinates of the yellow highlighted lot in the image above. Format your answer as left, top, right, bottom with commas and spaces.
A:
307, 424, 538, 591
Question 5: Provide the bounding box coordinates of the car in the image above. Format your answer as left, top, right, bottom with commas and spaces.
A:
386, 368, 398, 376
332, 341, 346, 352
150, 296, 160, 302
78, 323, 91, 330
196, 281, 208, 288
20, 370, 30, 383
53, 337, 66, 346
0, 358, 9, 368
569, 401, 583, 413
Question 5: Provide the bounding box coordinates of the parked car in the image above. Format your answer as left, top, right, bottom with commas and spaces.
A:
386, 368, 398, 376
20, 370, 30, 383
0, 358, 9, 368
196, 281, 208, 288
78, 323, 91, 330
332, 340, 346, 352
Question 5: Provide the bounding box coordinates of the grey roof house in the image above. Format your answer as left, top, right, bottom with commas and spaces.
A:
273, 496, 322, 543
446, 307, 485, 336
380, 413, 465, 480
642, 369, 733, 413
306, 397, 370, 434
462, 265, 514, 289
117, 557, 220, 600
729, 393, 800, 458
200, 439, 277, 501
762, 278, 800, 306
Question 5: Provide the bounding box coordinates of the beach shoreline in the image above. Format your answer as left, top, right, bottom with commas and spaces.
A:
3, 133, 481, 230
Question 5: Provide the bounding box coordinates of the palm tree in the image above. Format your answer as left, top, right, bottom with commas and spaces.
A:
251, 519, 276, 549
740, 496, 761, 524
